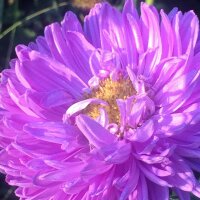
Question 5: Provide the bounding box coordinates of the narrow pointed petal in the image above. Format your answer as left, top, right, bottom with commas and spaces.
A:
76, 114, 116, 148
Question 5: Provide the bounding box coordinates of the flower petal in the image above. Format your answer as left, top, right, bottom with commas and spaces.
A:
76, 114, 116, 148
127, 119, 154, 143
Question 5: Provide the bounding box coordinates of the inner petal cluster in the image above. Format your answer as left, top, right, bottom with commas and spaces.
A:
84, 76, 135, 124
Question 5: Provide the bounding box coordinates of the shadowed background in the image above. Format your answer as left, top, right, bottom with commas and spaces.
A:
0, 0, 200, 199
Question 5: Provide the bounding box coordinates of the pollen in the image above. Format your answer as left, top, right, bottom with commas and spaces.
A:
84, 77, 135, 124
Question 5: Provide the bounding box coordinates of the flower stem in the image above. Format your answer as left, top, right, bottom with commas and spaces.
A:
0, 2, 68, 40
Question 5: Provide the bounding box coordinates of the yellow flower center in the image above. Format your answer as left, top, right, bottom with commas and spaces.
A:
72, 0, 102, 10
84, 77, 135, 124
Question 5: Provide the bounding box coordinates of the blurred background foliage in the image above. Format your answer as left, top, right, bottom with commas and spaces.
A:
0, 0, 200, 199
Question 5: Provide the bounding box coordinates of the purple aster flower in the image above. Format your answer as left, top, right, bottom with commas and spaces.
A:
1, 0, 200, 199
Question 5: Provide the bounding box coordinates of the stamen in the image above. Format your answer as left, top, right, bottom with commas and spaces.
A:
84, 77, 135, 124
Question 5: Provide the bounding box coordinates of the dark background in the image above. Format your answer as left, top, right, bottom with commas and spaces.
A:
0, 0, 200, 199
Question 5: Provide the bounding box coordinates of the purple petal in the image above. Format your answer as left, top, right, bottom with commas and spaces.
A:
33, 162, 85, 186
119, 161, 139, 200
61, 11, 83, 33
174, 188, 190, 200
163, 157, 196, 192
76, 114, 116, 148
103, 141, 131, 164
139, 163, 172, 187
123, 0, 139, 20
84, 3, 102, 48
45, 24, 94, 82
140, 3, 161, 51
131, 174, 148, 200
155, 69, 200, 111
24, 122, 79, 144
81, 158, 112, 180
148, 180, 169, 200
65, 98, 107, 119
160, 10, 174, 58
15, 50, 85, 98
127, 119, 154, 142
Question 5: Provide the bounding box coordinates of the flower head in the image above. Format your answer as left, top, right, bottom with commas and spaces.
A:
72, 0, 103, 10
1, 0, 200, 199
